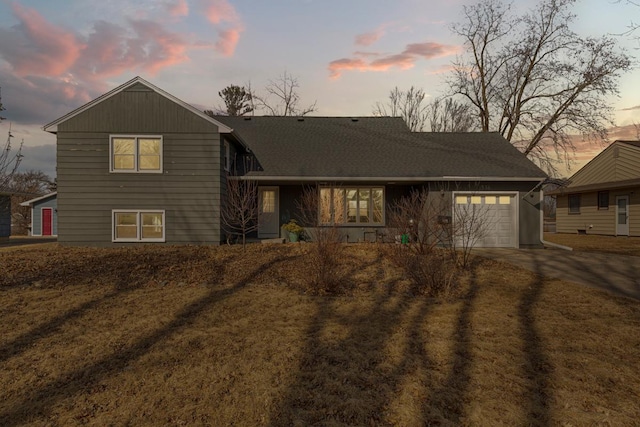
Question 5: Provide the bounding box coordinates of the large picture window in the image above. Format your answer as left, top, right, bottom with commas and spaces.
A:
111, 136, 162, 172
320, 187, 384, 225
113, 210, 165, 242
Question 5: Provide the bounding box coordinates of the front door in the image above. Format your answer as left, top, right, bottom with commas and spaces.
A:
42, 208, 53, 236
258, 187, 279, 238
616, 195, 629, 236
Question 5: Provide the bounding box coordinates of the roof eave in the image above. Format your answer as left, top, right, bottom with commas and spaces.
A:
547, 178, 640, 195
233, 175, 546, 182
19, 191, 57, 206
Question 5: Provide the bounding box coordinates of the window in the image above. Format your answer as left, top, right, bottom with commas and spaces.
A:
113, 210, 165, 242
224, 140, 231, 171
568, 194, 581, 214
319, 187, 384, 225
598, 191, 609, 210
111, 136, 162, 172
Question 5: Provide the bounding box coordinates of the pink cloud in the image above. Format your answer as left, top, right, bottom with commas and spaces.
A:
355, 29, 384, 47
329, 41, 460, 79
199, 0, 244, 56
201, 0, 239, 24
167, 0, 189, 17
215, 28, 242, 57
0, 2, 83, 77
71, 19, 190, 81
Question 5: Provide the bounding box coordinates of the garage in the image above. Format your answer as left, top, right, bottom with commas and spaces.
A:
454, 193, 518, 248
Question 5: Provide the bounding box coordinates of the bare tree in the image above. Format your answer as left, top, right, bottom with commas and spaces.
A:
1, 123, 24, 192
8, 170, 53, 235
449, 0, 632, 173
221, 157, 258, 249
428, 97, 476, 132
373, 86, 429, 131
252, 71, 317, 116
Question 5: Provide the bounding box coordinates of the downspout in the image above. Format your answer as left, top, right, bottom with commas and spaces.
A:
538, 185, 572, 251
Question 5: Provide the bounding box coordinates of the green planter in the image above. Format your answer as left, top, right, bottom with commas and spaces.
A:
289, 232, 299, 242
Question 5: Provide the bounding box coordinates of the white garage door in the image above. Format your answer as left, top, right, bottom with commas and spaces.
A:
454, 194, 517, 248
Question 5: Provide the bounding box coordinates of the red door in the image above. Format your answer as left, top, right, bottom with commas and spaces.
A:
42, 208, 52, 236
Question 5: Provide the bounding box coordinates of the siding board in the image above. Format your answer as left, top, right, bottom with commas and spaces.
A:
57, 88, 222, 246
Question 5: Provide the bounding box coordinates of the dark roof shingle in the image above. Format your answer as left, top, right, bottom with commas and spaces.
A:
215, 116, 546, 179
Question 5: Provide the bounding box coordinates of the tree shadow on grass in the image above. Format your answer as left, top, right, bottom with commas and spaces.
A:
268, 258, 481, 425
519, 260, 553, 426
0, 253, 301, 427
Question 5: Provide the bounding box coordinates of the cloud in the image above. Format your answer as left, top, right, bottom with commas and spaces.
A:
355, 29, 384, 47
166, 0, 189, 17
620, 104, 640, 111
329, 41, 461, 79
0, 3, 83, 77
201, 0, 239, 24
215, 28, 242, 57
0, 69, 94, 125
17, 143, 57, 179
200, 0, 244, 56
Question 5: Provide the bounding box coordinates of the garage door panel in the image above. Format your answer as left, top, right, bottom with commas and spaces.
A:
455, 194, 517, 248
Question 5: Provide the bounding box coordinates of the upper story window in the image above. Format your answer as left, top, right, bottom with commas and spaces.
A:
568, 194, 581, 214
111, 136, 162, 173
320, 187, 384, 225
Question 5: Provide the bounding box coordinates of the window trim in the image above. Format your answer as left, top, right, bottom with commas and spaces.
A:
112, 209, 166, 242
597, 191, 609, 210
319, 186, 385, 226
568, 194, 581, 214
109, 135, 163, 173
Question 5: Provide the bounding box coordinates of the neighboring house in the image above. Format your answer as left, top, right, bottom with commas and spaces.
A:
0, 193, 10, 238
20, 192, 58, 236
549, 140, 640, 236
44, 76, 547, 247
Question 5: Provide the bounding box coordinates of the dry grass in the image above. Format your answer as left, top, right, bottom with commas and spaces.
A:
545, 232, 640, 256
1, 243, 639, 426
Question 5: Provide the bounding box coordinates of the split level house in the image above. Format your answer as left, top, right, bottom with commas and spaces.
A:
43, 76, 547, 247
549, 140, 640, 236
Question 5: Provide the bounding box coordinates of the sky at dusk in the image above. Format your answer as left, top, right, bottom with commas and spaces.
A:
0, 0, 639, 179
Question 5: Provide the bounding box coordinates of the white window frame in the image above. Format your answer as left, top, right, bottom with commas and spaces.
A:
112, 209, 166, 242
109, 135, 163, 173
319, 187, 385, 226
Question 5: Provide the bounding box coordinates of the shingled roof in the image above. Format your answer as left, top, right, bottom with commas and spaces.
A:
216, 116, 546, 180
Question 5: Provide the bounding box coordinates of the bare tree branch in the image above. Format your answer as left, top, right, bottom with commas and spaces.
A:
448, 0, 632, 173
220, 156, 258, 249
252, 71, 317, 116
373, 86, 430, 131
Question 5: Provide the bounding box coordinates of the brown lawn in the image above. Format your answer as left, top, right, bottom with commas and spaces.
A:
545, 232, 640, 257
1, 244, 639, 426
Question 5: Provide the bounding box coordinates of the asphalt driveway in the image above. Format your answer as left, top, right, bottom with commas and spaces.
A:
475, 248, 640, 300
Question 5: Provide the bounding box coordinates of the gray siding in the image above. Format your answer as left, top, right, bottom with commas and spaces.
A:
0, 195, 10, 238
270, 181, 543, 247
57, 88, 222, 246
31, 195, 58, 236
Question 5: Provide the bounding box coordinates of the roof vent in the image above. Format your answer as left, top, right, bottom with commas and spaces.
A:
244, 116, 252, 121
297, 117, 304, 122
351, 118, 359, 122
